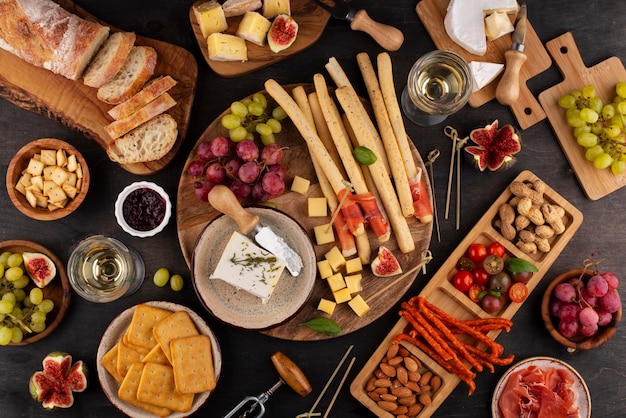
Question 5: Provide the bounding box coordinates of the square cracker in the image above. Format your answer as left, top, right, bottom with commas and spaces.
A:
170, 334, 216, 394
117, 340, 145, 378
101, 343, 124, 384
142, 343, 170, 365
118, 362, 171, 417
137, 362, 194, 412
153, 310, 198, 362
126, 304, 173, 350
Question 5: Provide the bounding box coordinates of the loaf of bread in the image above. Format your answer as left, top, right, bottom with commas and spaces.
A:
106, 114, 178, 164
97, 45, 157, 104
105, 92, 176, 139
108, 75, 177, 120
83, 31, 136, 88
0, 0, 110, 80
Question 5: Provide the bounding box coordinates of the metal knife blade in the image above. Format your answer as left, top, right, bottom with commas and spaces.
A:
510, 2, 527, 52
495, 2, 528, 105
311, 0, 404, 51
208, 185, 303, 276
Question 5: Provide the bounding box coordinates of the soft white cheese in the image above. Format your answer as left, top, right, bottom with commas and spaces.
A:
469, 61, 504, 91
444, 0, 518, 56
484, 11, 514, 41
210, 231, 286, 303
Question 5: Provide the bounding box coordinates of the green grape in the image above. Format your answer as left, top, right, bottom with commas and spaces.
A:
5, 266, 23, 282
22, 297, 33, 308
582, 85, 597, 99
616, 81, 626, 99
255, 123, 273, 136
611, 159, 626, 174
266, 118, 282, 133
602, 104, 616, 119
170, 274, 184, 291
579, 108, 599, 124
0, 326, 13, 346
272, 106, 288, 120
37, 299, 54, 313
245, 132, 255, 141
611, 114, 624, 129
30, 322, 46, 333
12, 288, 26, 303
605, 124, 622, 138
590, 122, 603, 135
29, 288, 43, 305
571, 88, 583, 99
589, 97, 603, 113
617, 101, 626, 115
0, 252, 12, 268
0, 301, 14, 314
7, 253, 23, 268
31, 311, 46, 324
0, 265, 4, 279
566, 111, 586, 128
573, 125, 591, 137
252, 92, 268, 109
558, 94, 576, 109
11, 306, 23, 320
593, 153, 613, 169
248, 101, 265, 117
260, 133, 276, 145
221, 113, 242, 130
12, 276, 29, 289
153, 267, 170, 287
229, 126, 248, 142
585, 145, 605, 161
2, 292, 16, 306
230, 101, 249, 117
10, 327, 23, 344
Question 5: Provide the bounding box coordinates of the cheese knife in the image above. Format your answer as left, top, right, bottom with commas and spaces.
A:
495, 2, 527, 105
312, 0, 404, 51
208, 185, 303, 276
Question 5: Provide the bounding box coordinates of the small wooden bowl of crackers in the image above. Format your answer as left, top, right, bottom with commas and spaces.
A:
96, 301, 221, 417
6, 138, 90, 221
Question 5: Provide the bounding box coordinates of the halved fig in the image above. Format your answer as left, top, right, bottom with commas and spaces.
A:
464, 120, 521, 171
22, 252, 57, 288
371, 246, 402, 277
267, 14, 298, 53
29, 352, 88, 409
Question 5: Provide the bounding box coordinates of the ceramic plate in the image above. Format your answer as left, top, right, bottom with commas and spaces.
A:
96, 301, 221, 418
492, 356, 591, 418
192, 206, 316, 330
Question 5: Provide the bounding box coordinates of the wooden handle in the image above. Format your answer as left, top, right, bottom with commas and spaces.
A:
271, 352, 312, 397
350, 9, 404, 51
496, 49, 528, 105
207, 185, 259, 234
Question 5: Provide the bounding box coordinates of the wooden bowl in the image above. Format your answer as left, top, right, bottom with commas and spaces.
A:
3, 240, 71, 346
542, 268, 622, 351
6, 138, 90, 221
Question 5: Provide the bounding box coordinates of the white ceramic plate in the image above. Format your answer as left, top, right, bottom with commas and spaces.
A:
96, 301, 221, 417
492, 356, 591, 418
191, 207, 317, 330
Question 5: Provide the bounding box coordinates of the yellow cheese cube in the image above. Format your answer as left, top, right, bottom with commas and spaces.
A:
313, 223, 335, 246
308, 197, 327, 217
327, 273, 346, 292
324, 246, 346, 272
291, 175, 310, 195
348, 295, 370, 317
345, 274, 363, 294
333, 288, 352, 304
236, 11, 271, 46
345, 257, 363, 274
317, 298, 336, 315
317, 259, 333, 279
207, 33, 248, 62
484, 11, 514, 41
262, 0, 291, 18
193, 1, 228, 38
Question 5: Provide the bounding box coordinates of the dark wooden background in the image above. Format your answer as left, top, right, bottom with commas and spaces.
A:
0, 1, 625, 417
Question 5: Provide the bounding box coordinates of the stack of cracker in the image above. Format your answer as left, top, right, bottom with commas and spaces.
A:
101, 304, 216, 416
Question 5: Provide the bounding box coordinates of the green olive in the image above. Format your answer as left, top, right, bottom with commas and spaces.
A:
352, 146, 377, 165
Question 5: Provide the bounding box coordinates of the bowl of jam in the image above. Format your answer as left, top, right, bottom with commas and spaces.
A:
114, 181, 171, 238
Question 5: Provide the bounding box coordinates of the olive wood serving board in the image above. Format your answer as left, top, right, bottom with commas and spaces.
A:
538, 32, 626, 200
177, 84, 433, 341
350, 170, 583, 418
190, 0, 330, 77
0, 0, 197, 175
415, 0, 552, 130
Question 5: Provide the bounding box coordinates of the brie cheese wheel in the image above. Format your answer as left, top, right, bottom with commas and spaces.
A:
444, 0, 518, 56
469, 61, 504, 91
210, 231, 286, 303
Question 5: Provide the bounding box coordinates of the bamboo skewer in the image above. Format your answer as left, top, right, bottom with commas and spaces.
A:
425, 149, 441, 242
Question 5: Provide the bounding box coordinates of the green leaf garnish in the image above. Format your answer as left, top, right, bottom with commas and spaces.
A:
505, 257, 539, 273
298, 317, 342, 336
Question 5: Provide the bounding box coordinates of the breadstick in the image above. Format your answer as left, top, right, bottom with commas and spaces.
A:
308, 92, 346, 179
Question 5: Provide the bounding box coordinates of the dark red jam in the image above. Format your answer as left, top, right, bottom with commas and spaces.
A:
122, 187, 166, 231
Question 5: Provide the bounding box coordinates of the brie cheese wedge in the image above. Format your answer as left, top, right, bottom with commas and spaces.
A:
469, 61, 504, 91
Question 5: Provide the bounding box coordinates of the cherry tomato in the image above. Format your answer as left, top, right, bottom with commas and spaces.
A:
489, 271, 512, 293
481, 294, 504, 314
510, 270, 534, 284
509, 282, 529, 303
473, 267, 491, 285
453, 270, 474, 292
467, 243, 488, 263
468, 284, 483, 303
483, 254, 504, 275
456, 257, 475, 271
487, 242, 506, 258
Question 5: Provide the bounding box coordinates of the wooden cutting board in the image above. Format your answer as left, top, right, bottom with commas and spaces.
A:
415, 0, 551, 130
0, 0, 197, 175
538, 32, 626, 200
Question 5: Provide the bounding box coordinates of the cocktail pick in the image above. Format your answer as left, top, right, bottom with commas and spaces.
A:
424, 149, 441, 242
443, 126, 468, 230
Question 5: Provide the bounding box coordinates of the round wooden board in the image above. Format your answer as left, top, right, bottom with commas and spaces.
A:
176, 84, 433, 340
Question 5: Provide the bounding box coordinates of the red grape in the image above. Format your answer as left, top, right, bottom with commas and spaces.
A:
579, 307, 599, 327
579, 322, 598, 337
194, 180, 214, 201
197, 141, 215, 161
600, 290, 621, 313
580, 288, 598, 308
224, 158, 243, 180
262, 171, 285, 196
600, 271, 619, 290
550, 299, 563, 317
558, 319, 579, 338
205, 162, 226, 184
251, 183, 269, 202
260, 143, 283, 165
268, 164, 286, 180
210, 136, 230, 157
230, 180, 251, 199
238, 162, 261, 184
558, 303, 580, 321
554, 282, 577, 302
587, 275, 609, 297
597, 310, 613, 326
236, 140, 259, 162
187, 160, 205, 177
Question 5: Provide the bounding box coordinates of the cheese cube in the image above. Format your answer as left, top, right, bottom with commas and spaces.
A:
262, 0, 291, 19
313, 223, 335, 245
291, 175, 310, 195
327, 273, 346, 292
324, 246, 346, 272
208, 33, 248, 62
317, 259, 333, 279
345, 257, 363, 274
333, 288, 352, 304
317, 298, 336, 315
345, 274, 363, 294
193, 1, 228, 38
237, 11, 271, 47
484, 11, 514, 41
348, 295, 370, 317
308, 197, 327, 217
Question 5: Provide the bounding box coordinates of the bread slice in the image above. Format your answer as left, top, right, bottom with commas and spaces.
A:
106, 114, 178, 164
97, 46, 157, 104
83, 31, 136, 88
108, 75, 177, 120
105, 92, 176, 139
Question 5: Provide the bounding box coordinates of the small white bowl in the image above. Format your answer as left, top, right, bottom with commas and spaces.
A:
115, 181, 171, 238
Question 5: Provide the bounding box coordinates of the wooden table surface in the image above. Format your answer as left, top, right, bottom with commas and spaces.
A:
1, 1, 625, 417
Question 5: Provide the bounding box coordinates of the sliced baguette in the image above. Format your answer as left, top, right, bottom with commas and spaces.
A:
97, 45, 157, 104
106, 114, 178, 164
105, 92, 177, 139
83, 31, 136, 88
108, 75, 177, 120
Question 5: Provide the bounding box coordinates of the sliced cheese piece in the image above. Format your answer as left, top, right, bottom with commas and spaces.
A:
484, 11, 514, 41
317, 259, 333, 279
313, 223, 335, 245
444, 0, 518, 56
308, 197, 327, 217
262, 0, 291, 19
348, 295, 370, 317
193, 0, 229, 38
469, 61, 504, 91
324, 246, 346, 272
207, 33, 248, 62
236, 11, 271, 46
317, 298, 336, 315
290, 175, 310, 195
209, 231, 286, 303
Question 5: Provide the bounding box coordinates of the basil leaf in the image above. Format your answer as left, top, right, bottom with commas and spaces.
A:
505, 257, 538, 273
298, 317, 342, 336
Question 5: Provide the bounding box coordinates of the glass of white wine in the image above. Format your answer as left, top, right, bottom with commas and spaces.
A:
67, 235, 145, 303
401, 50, 474, 127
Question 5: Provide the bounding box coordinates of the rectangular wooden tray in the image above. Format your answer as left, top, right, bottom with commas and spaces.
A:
350, 170, 583, 418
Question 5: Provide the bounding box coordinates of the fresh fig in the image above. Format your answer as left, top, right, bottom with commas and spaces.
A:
29, 352, 88, 409
464, 120, 521, 171
267, 14, 298, 53
371, 246, 402, 277
22, 252, 56, 288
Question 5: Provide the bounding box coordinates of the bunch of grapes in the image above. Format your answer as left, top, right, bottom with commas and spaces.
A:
220, 93, 288, 145
0, 251, 54, 345
558, 82, 626, 174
